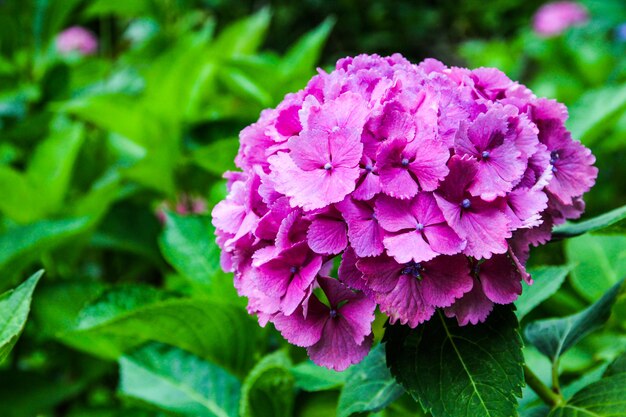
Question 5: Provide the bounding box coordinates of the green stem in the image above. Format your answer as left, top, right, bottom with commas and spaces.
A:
552, 359, 562, 395
524, 365, 563, 407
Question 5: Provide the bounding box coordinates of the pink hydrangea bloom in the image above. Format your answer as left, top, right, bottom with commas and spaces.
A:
55, 26, 98, 56
212, 54, 597, 369
533, 1, 589, 37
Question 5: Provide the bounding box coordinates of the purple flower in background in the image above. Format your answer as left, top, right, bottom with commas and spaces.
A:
56, 26, 98, 56
211, 53, 597, 369
532, 1, 589, 37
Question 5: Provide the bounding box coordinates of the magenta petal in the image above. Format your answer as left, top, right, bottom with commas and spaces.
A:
444, 278, 494, 326
307, 322, 373, 371
405, 134, 450, 192
338, 198, 385, 257
269, 152, 360, 210
424, 224, 466, 256
383, 231, 438, 263
469, 140, 525, 199
288, 131, 332, 170
307, 217, 348, 255
338, 247, 368, 291
357, 254, 401, 293
375, 195, 416, 232
479, 254, 523, 304
353, 170, 381, 201
272, 299, 327, 347
419, 255, 473, 307
281, 256, 323, 315
376, 274, 436, 328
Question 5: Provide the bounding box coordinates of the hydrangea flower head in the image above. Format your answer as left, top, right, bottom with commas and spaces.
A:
532, 1, 589, 37
212, 54, 597, 370
56, 26, 98, 56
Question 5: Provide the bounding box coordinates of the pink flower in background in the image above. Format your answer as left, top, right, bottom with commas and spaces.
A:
533, 1, 589, 37
56, 26, 98, 56
211, 53, 597, 369
156, 193, 208, 224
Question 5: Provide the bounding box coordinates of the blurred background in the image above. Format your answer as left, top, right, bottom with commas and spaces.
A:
1, 0, 626, 416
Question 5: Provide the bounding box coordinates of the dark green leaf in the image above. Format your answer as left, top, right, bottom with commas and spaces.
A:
384, 305, 524, 417
337, 344, 404, 417
119, 343, 240, 417
516, 266, 572, 319
66, 286, 263, 375
525, 278, 625, 362
240, 351, 294, 417
0, 270, 43, 363
565, 235, 626, 302
548, 374, 626, 417
552, 204, 626, 239
291, 361, 346, 392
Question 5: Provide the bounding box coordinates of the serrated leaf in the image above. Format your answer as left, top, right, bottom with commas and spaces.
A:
552, 204, 626, 239
548, 374, 626, 417
516, 266, 572, 319
384, 305, 524, 417
291, 361, 346, 392
565, 235, 626, 302
119, 343, 240, 417
240, 351, 294, 417
337, 344, 404, 417
0, 270, 43, 363
524, 278, 625, 363
158, 212, 236, 298
65, 285, 263, 375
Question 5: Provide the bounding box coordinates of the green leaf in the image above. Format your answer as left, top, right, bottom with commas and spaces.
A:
158, 212, 236, 298
516, 266, 572, 319
384, 305, 524, 417
0, 165, 39, 223
31, 280, 106, 337
604, 352, 626, 378
291, 361, 346, 392
281, 17, 335, 77
524, 278, 625, 362
548, 374, 626, 417
337, 344, 404, 417
0, 218, 91, 287
66, 286, 263, 375
191, 138, 239, 176
552, 204, 626, 239
211, 8, 271, 59
26, 118, 85, 214
0, 270, 43, 363
119, 343, 240, 417
240, 351, 294, 417
565, 234, 626, 302
567, 83, 626, 144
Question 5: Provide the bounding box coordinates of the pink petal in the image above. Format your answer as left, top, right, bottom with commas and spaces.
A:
479, 254, 523, 304
383, 231, 438, 264
307, 322, 373, 371
307, 217, 348, 255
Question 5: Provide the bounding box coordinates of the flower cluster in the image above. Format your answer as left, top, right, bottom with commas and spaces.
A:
212, 54, 597, 370
56, 26, 98, 56
532, 1, 588, 37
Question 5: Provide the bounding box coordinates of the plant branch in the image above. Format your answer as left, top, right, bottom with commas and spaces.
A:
523, 364, 563, 408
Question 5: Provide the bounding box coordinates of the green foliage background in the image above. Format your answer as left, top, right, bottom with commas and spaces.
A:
1, 0, 626, 416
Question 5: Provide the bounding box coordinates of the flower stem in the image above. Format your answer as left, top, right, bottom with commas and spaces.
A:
552, 359, 562, 395
523, 364, 563, 407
